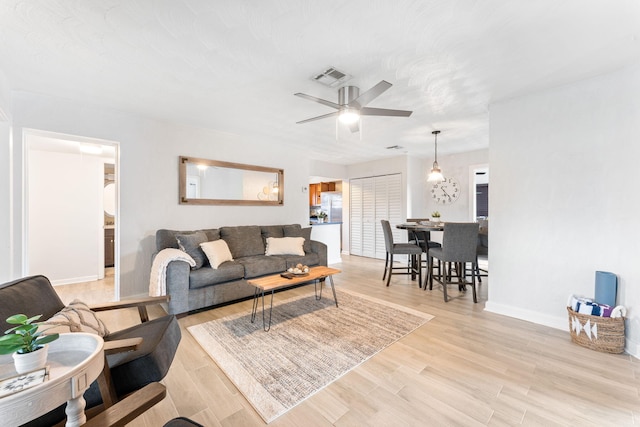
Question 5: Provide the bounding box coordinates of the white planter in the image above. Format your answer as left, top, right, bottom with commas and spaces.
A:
13, 345, 49, 374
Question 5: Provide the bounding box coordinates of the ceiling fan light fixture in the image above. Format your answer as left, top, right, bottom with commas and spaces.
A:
338, 109, 360, 124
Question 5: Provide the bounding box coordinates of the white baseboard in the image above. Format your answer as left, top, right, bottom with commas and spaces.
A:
328, 256, 342, 265
485, 301, 639, 360
51, 275, 99, 286
484, 301, 567, 331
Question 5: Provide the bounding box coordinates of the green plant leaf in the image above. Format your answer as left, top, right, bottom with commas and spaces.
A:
5, 314, 28, 325
35, 333, 59, 346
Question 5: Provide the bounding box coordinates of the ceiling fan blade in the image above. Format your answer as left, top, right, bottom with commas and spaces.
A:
296, 111, 340, 124
349, 80, 392, 108
360, 107, 413, 117
294, 92, 341, 110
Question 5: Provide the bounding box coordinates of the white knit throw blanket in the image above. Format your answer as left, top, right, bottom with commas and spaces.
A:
149, 248, 195, 297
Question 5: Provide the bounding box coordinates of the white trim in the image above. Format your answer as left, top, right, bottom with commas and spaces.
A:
51, 275, 99, 286
484, 301, 567, 331
22, 128, 121, 300
468, 163, 489, 221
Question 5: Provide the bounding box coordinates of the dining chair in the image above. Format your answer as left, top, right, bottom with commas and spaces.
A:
427, 222, 480, 302
381, 220, 423, 287
405, 218, 442, 285
466, 220, 488, 281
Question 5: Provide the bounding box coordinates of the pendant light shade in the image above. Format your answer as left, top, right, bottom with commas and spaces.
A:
427, 130, 444, 182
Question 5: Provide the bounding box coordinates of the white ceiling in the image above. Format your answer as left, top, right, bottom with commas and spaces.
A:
1, 1, 639, 165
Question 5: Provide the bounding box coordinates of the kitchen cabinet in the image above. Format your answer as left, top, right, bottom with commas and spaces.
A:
309, 182, 337, 206
105, 227, 114, 267
321, 182, 336, 192
309, 183, 320, 205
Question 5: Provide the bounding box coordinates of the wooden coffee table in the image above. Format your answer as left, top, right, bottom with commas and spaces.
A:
248, 266, 341, 331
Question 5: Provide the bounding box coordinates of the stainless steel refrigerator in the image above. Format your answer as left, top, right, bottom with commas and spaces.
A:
320, 192, 342, 223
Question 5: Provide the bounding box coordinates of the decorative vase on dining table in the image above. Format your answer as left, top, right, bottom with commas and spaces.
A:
13, 345, 49, 374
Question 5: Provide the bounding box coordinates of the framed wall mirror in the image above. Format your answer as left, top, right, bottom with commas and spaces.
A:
179, 156, 284, 205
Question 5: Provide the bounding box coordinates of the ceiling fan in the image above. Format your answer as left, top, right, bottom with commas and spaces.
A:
294, 80, 412, 133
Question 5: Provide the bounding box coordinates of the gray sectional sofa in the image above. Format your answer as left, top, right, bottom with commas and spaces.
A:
155, 224, 327, 315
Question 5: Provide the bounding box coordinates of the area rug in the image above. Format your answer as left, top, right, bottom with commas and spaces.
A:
187, 289, 433, 423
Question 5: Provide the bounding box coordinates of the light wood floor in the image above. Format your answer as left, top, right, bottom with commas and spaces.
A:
57, 255, 640, 426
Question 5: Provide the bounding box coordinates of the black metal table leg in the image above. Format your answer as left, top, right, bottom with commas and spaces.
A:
328, 275, 338, 307
261, 290, 275, 332
250, 286, 259, 323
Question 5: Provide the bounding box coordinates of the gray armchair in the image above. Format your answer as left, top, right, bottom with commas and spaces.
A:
0, 275, 181, 426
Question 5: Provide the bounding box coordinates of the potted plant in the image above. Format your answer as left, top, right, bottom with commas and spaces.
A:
0, 314, 59, 373
431, 211, 441, 222
317, 211, 328, 223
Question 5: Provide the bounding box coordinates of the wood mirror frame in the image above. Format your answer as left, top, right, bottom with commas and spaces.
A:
179, 156, 284, 206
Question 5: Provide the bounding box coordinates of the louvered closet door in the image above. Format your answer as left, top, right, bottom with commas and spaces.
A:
361, 177, 376, 258
374, 174, 403, 260
350, 174, 402, 260
374, 176, 388, 260
350, 179, 363, 256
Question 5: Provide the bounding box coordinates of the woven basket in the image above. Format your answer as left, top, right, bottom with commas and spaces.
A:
567, 307, 625, 354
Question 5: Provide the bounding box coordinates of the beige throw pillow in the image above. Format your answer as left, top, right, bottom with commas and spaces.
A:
265, 237, 305, 256
41, 299, 109, 337
200, 239, 234, 269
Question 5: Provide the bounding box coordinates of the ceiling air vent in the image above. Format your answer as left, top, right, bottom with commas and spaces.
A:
312, 67, 352, 87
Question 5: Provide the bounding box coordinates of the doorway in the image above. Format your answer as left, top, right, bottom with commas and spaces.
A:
471, 165, 489, 220
24, 129, 119, 300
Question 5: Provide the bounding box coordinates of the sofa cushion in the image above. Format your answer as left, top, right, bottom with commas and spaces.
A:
261, 225, 284, 240
156, 229, 219, 252
236, 255, 287, 279
189, 262, 245, 289
283, 225, 312, 253
282, 253, 320, 269
265, 237, 305, 256
220, 226, 264, 258
200, 239, 234, 269
176, 231, 209, 269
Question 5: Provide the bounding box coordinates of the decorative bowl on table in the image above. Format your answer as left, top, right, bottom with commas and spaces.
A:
287, 264, 310, 276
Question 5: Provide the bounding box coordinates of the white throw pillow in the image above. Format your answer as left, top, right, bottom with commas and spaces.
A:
265, 237, 305, 256
40, 300, 109, 337
200, 239, 234, 269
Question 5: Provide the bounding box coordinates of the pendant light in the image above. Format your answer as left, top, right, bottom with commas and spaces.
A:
427, 130, 444, 182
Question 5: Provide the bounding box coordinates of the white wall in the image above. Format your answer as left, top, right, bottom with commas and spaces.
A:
487, 62, 640, 357
27, 150, 102, 284
407, 155, 425, 218
419, 149, 489, 222
0, 70, 12, 282
8, 91, 312, 297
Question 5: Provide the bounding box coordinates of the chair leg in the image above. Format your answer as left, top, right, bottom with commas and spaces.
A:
417, 253, 422, 288
382, 252, 389, 281
471, 263, 478, 303
442, 261, 449, 302
386, 254, 394, 287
